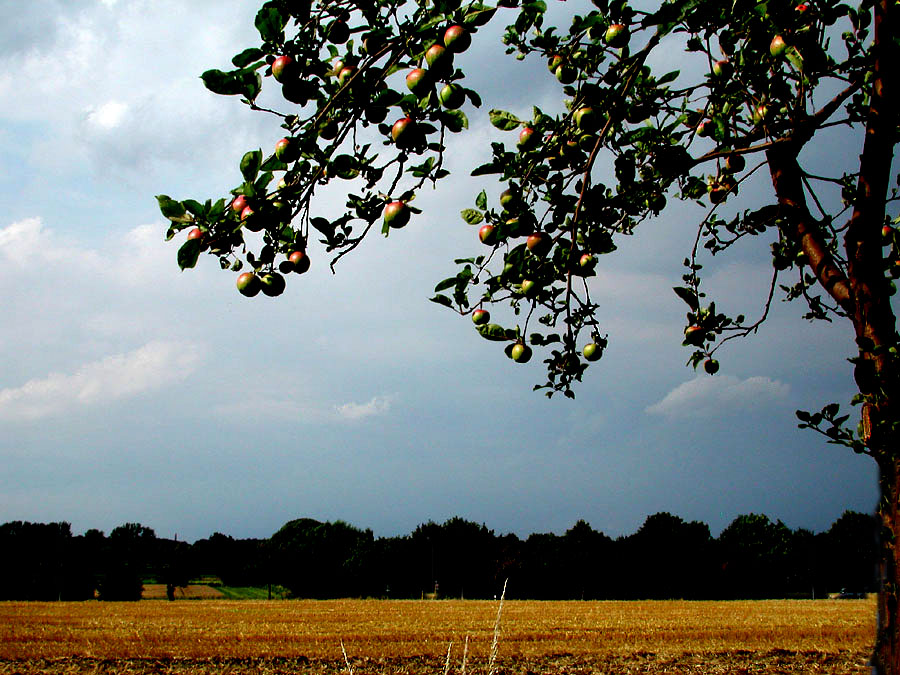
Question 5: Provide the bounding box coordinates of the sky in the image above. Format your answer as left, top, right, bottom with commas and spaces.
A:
0, 0, 884, 543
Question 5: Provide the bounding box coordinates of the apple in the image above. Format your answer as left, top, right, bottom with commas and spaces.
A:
406, 68, 430, 97
425, 44, 452, 72
327, 20, 349, 44
260, 272, 286, 297
769, 34, 787, 57
231, 195, 248, 213
795, 3, 808, 10
883, 225, 894, 242
684, 325, 706, 345
479, 223, 497, 245
366, 106, 388, 123
646, 192, 666, 213
439, 83, 465, 109
703, 358, 720, 374
236, 272, 262, 297
391, 116, 418, 147
337, 65, 357, 87
499, 187, 522, 211
579, 253, 596, 270
708, 183, 728, 204
604, 23, 629, 48
526, 231, 551, 256
318, 118, 339, 140
240, 205, 254, 221
711, 59, 732, 78
724, 153, 745, 173
275, 137, 299, 163
510, 342, 532, 363
752, 104, 769, 125
187, 227, 203, 242
696, 119, 713, 137
271, 55, 295, 83
288, 250, 310, 274
555, 64, 577, 84
517, 126, 537, 150
443, 25, 471, 53
573, 107, 599, 133
547, 54, 564, 73
383, 201, 410, 228
472, 309, 490, 325
583, 342, 602, 361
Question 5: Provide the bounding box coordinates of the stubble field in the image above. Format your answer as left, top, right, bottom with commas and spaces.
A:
0, 598, 875, 674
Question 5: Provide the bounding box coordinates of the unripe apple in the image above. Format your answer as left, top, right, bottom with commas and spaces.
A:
439, 83, 465, 109
337, 65, 357, 87
236, 272, 262, 297
510, 342, 532, 363
547, 54, 564, 73
383, 200, 410, 228
521, 279, 537, 295
752, 104, 769, 125
604, 23, 629, 48
696, 119, 713, 137
711, 59, 732, 78
288, 250, 310, 274
472, 309, 490, 325
579, 253, 596, 270
555, 64, 576, 84
443, 25, 471, 53
583, 342, 602, 361
232, 195, 248, 213
425, 44, 452, 71
526, 231, 551, 256
724, 153, 745, 173
479, 223, 497, 245
517, 126, 537, 149
260, 272, 286, 297
684, 325, 706, 345
704, 358, 720, 374
499, 187, 522, 211
770, 34, 787, 57
406, 68, 430, 97
646, 192, 666, 213
318, 118, 339, 140
271, 55, 295, 83
327, 20, 349, 44
573, 107, 599, 133
275, 137, 300, 163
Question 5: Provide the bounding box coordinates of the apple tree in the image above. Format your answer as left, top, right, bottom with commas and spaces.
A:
157, 0, 898, 669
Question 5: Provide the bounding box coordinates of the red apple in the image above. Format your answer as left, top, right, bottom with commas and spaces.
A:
472, 309, 490, 325
231, 195, 248, 213
383, 201, 410, 228
443, 25, 471, 53
288, 250, 310, 274
271, 55, 295, 82
406, 68, 430, 97
526, 231, 551, 256
479, 224, 497, 245
604, 23, 630, 48
236, 272, 261, 297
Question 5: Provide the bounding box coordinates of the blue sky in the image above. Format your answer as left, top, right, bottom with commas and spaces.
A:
0, 0, 881, 542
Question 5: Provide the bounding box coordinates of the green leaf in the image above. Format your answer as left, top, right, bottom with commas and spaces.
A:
434, 277, 457, 292
331, 154, 360, 180
656, 70, 680, 85
177, 238, 203, 270
232, 48, 265, 68
471, 162, 501, 176
240, 150, 263, 182
200, 69, 245, 96
489, 109, 523, 131
477, 323, 509, 341
442, 109, 468, 133
673, 286, 699, 311
464, 6, 496, 26
183, 199, 206, 217
430, 294, 454, 308
475, 190, 487, 210
255, 6, 287, 42
240, 70, 262, 101
156, 195, 192, 223
461, 209, 485, 225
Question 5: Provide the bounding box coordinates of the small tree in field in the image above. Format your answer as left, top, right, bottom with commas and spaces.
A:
157, 0, 898, 669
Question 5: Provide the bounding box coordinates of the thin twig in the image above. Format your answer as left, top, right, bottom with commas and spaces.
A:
443, 642, 453, 675
461, 636, 469, 675
487, 579, 507, 675
340, 639, 353, 675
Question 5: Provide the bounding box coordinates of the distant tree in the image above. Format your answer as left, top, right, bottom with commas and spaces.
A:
408, 517, 500, 598
191, 532, 270, 586
716, 513, 794, 598
0, 521, 82, 600
97, 523, 157, 601
822, 509, 879, 593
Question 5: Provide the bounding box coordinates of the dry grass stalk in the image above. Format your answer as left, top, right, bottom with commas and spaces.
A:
443, 641, 453, 675
341, 639, 353, 675
487, 580, 507, 675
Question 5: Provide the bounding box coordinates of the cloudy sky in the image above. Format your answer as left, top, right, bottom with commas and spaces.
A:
0, 0, 882, 543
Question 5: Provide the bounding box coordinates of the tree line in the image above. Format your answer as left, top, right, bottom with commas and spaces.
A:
0, 512, 876, 601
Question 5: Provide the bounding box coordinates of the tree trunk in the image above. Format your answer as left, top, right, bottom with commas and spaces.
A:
874, 450, 900, 674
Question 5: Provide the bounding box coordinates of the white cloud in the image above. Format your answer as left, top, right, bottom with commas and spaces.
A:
645, 374, 790, 419
85, 100, 128, 129
334, 395, 394, 421
0, 341, 202, 421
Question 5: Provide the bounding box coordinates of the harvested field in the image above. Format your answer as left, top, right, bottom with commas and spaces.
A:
0, 599, 875, 674
141, 585, 225, 600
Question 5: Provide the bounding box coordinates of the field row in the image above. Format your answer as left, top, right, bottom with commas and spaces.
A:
0, 598, 875, 660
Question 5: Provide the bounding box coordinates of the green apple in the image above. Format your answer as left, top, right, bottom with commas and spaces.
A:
704, 358, 720, 374
547, 54, 564, 73
318, 118, 339, 140
327, 20, 349, 44
604, 23, 629, 48
684, 325, 706, 345
583, 342, 602, 361
579, 253, 596, 270
770, 34, 787, 57
439, 83, 465, 109
236, 272, 261, 297
573, 107, 600, 133
521, 279, 537, 295
510, 342, 532, 363
337, 65, 357, 87
499, 186, 522, 211
724, 153, 745, 173
517, 126, 537, 149
555, 64, 577, 84
472, 309, 490, 325
711, 59, 732, 78
260, 272, 286, 297
383, 201, 410, 228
